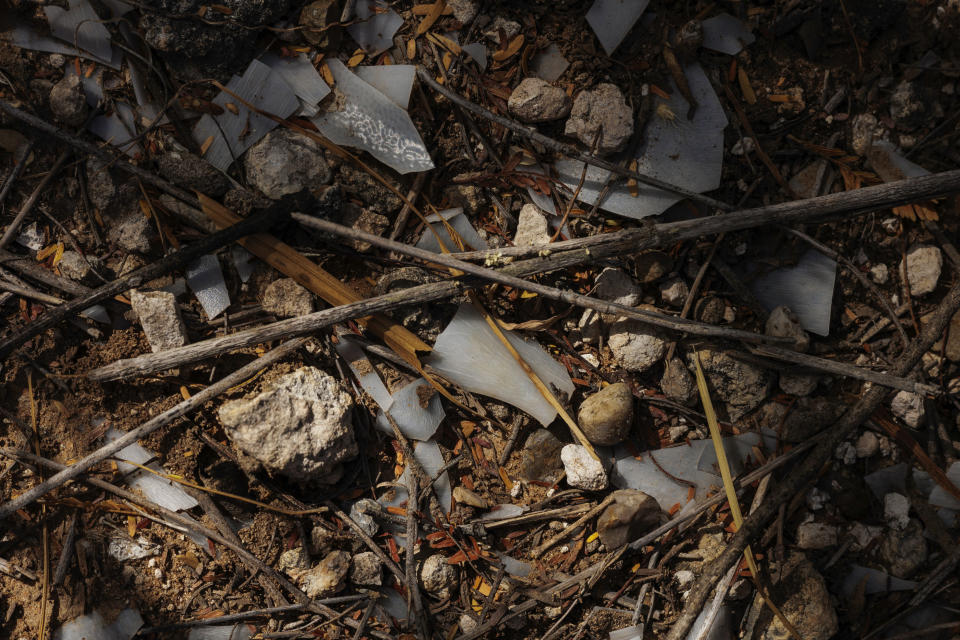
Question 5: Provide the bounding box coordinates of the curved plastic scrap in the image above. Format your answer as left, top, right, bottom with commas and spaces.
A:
105, 428, 199, 512
355, 65, 416, 110
312, 59, 434, 175
44, 0, 115, 65
347, 1, 403, 55
702, 13, 756, 55
426, 303, 574, 426
586, 0, 651, 55
415, 208, 488, 254
54, 609, 143, 640
752, 249, 836, 336
185, 253, 230, 320
260, 52, 331, 116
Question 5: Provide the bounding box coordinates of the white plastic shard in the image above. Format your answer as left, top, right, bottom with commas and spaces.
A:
426, 303, 574, 426
7, 21, 121, 69
336, 337, 445, 440
701, 13, 756, 55
230, 245, 257, 283
926, 461, 960, 510
462, 43, 488, 71
531, 43, 569, 82
609, 625, 643, 640
80, 304, 111, 324
842, 565, 917, 597
869, 140, 931, 181
499, 554, 533, 577
377, 586, 408, 620
479, 503, 525, 521
54, 608, 143, 640
752, 249, 837, 336
374, 378, 445, 441
192, 59, 300, 171
335, 337, 392, 408
685, 605, 731, 640
542, 63, 726, 220
586, 0, 651, 55
89, 102, 141, 156
44, 0, 114, 66
354, 65, 416, 110
185, 253, 230, 320
188, 626, 253, 640
415, 208, 488, 253
864, 463, 934, 500
260, 52, 331, 117
347, 1, 403, 55
105, 428, 200, 512
312, 59, 434, 174
612, 432, 775, 510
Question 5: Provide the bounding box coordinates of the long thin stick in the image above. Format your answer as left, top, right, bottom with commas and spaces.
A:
0, 338, 306, 521
415, 68, 733, 211
295, 214, 927, 393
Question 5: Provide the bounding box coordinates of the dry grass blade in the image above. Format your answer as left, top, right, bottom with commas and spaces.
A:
197, 193, 430, 368
415, 0, 446, 36
29, 373, 50, 640
691, 351, 800, 640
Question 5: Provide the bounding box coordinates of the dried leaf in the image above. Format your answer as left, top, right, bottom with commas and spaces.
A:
415, 0, 446, 36
406, 38, 416, 60
737, 66, 756, 104
492, 34, 524, 61
347, 50, 365, 67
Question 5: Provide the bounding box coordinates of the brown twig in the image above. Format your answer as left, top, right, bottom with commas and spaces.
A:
0, 140, 35, 209
722, 85, 796, 198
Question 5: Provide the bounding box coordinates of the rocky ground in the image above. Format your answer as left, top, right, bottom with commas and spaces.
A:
1, 1, 960, 639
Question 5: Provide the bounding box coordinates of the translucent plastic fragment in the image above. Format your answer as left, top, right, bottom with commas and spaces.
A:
542, 63, 726, 219
842, 565, 916, 597
335, 337, 392, 408
531, 43, 569, 82
864, 463, 934, 500
260, 52, 331, 116
499, 554, 532, 577
185, 254, 230, 320
354, 65, 416, 110
415, 208, 488, 253
105, 428, 200, 512
312, 59, 434, 174
609, 625, 643, 640
89, 102, 141, 156
8, 20, 121, 68
188, 625, 253, 640
612, 432, 775, 510
377, 587, 408, 621
336, 337, 445, 440
586, 0, 650, 55
752, 249, 836, 336
374, 378, 445, 441
426, 303, 574, 426
347, 1, 403, 55
230, 246, 256, 283
928, 461, 960, 510
44, 0, 114, 66
685, 605, 730, 640
701, 13, 755, 55
54, 608, 143, 640
192, 60, 300, 171
870, 140, 930, 181
462, 43, 488, 71
480, 503, 525, 521
80, 304, 110, 324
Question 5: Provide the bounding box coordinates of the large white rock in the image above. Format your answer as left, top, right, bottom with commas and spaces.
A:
513, 204, 551, 246
244, 128, 330, 199
218, 366, 356, 482
608, 317, 668, 373
508, 77, 571, 123
890, 390, 924, 428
